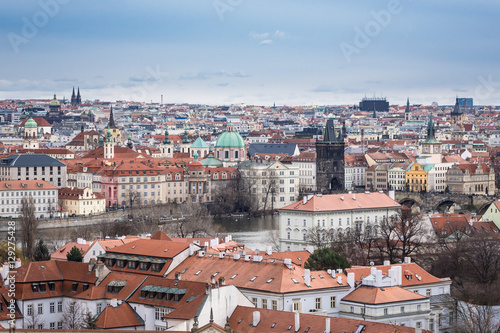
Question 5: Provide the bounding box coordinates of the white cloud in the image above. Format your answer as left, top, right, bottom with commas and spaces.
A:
259, 39, 273, 45
274, 30, 286, 39
249, 32, 269, 40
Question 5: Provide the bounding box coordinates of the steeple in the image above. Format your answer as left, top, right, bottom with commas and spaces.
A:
182, 126, 190, 144
108, 106, 117, 129
405, 98, 411, 113
163, 125, 171, 144
453, 97, 461, 114
76, 87, 81, 104
104, 125, 114, 159
71, 87, 76, 104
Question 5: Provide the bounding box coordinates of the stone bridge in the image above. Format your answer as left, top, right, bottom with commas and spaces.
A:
394, 192, 495, 214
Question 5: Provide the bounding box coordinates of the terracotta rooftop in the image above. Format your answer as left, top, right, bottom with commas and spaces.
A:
96, 302, 144, 329
342, 285, 427, 304
280, 192, 401, 212
228, 306, 424, 333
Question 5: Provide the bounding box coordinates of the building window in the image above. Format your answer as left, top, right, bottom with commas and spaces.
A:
58, 301, 63, 312
350, 306, 354, 313
330, 296, 336, 308
315, 297, 321, 310
384, 308, 388, 315
97, 303, 102, 314
27, 304, 33, 316
429, 318, 434, 330
426, 289, 431, 297
416, 322, 421, 329
417, 304, 422, 311
262, 299, 268, 309
50, 302, 55, 313
252, 298, 257, 307
272, 300, 277, 310
58, 322, 63, 329
400, 306, 405, 313
37, 303, 43, 314
50, 323, 55, 329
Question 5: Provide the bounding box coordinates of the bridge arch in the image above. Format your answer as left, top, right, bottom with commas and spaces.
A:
399, 198, 422, 214
477, 201, 494, 215
435, 199, 459, 213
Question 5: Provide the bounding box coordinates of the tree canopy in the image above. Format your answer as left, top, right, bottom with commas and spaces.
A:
66, 246, 84, 262
33, 239, 51, 261
304, 248, 350, 271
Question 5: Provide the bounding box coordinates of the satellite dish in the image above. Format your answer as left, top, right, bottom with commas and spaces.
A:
370, 261, 375, 266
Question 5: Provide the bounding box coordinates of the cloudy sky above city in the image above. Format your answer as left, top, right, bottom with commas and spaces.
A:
1, 0, 499, 106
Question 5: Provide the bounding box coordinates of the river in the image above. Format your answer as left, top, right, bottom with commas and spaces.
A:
3, 214, 279, 253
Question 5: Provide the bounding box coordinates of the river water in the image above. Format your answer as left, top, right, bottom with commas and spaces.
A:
3, 214, 279, 253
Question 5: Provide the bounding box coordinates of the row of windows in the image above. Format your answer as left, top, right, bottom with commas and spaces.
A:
26, 300, 62, 315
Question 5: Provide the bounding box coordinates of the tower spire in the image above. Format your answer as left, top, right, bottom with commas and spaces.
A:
108, 106, 117, 128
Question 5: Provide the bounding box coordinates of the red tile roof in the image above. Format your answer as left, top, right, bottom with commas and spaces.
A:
96, 302, 144, 329
342, 285, 427, 304
280, 192, 401, 212
228, 306, 423, 333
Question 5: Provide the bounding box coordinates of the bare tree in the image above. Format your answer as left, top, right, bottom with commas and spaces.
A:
62, 300, 84, 329
306, 226, 333, 250
20, 196, 38, 260
25, 307, 45, 329
265, 230, 281, 252
376, 212, 427, 264
167, 202, 214, 238
455, 302, 500, 333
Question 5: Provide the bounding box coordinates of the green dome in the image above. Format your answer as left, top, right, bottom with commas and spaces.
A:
200, 154, 223, 167
25, 117, 37, 128
215, 123, 245, 148
50, 94, 60, 106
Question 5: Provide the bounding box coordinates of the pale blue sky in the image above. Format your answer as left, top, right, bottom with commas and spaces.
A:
1, 0, 499, 106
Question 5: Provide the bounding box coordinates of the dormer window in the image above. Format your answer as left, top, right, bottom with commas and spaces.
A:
38, 283, 46, 292
31, 283, 39, 293
48, 282, 55, 291
72, 282, 78, 292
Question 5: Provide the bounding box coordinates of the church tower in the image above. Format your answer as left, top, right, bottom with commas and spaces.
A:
450, 97, 463, 125
316, 118, 345, 193
160, 125, 173, 158
104, 126, 114, 159
180, 126, 191, 154
23, 117, 39, 149
420, 113, 442, 163
405, 98, 412, 121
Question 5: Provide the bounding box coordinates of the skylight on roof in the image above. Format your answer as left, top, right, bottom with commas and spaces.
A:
250, 276, 257, 282
213, 272, 219, 277
230, 274, 237, 279
266, 278, 274, 283
195, 270, 202, 275
271, 323, 276, 328
164, 248, 169, 252
291, 278, 299, 284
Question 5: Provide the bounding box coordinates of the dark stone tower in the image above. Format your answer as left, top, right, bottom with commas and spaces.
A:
316, 118, 345, 193
450, 97, 463, 125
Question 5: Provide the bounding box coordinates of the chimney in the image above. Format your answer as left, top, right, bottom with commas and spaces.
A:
233, 253, 240, 260
110, 298, 118, 307
252, 311, 260, 327
15, 258, 21, 269
370, 267, 377, 276
253, 255, 262, 263
266, 245, 272, 256
388, 190, 395, 200
325, 318, 331, 333
95, 261, 110, 282
375, 270, 383, 286
347, 272, 355, 288
189, 243, 195, 256
175, 272, 181, 281
352, 194, 356, 200
219, 252, 226, 259
337, 276, 342, 285
294, 312, 300, 332
383, 260, 391, 266
255, 249, 260, 255
394, 266, 402, 286
210, 276, 215, 285
245, 254, 252, 261
284, 258, 292, 269
1, 263, 9, 286
303, 196, 307, 204
404, 257, 411, 264
88, 258, 97, 272
198, 251, 205, 257
304, 269, 311, 287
